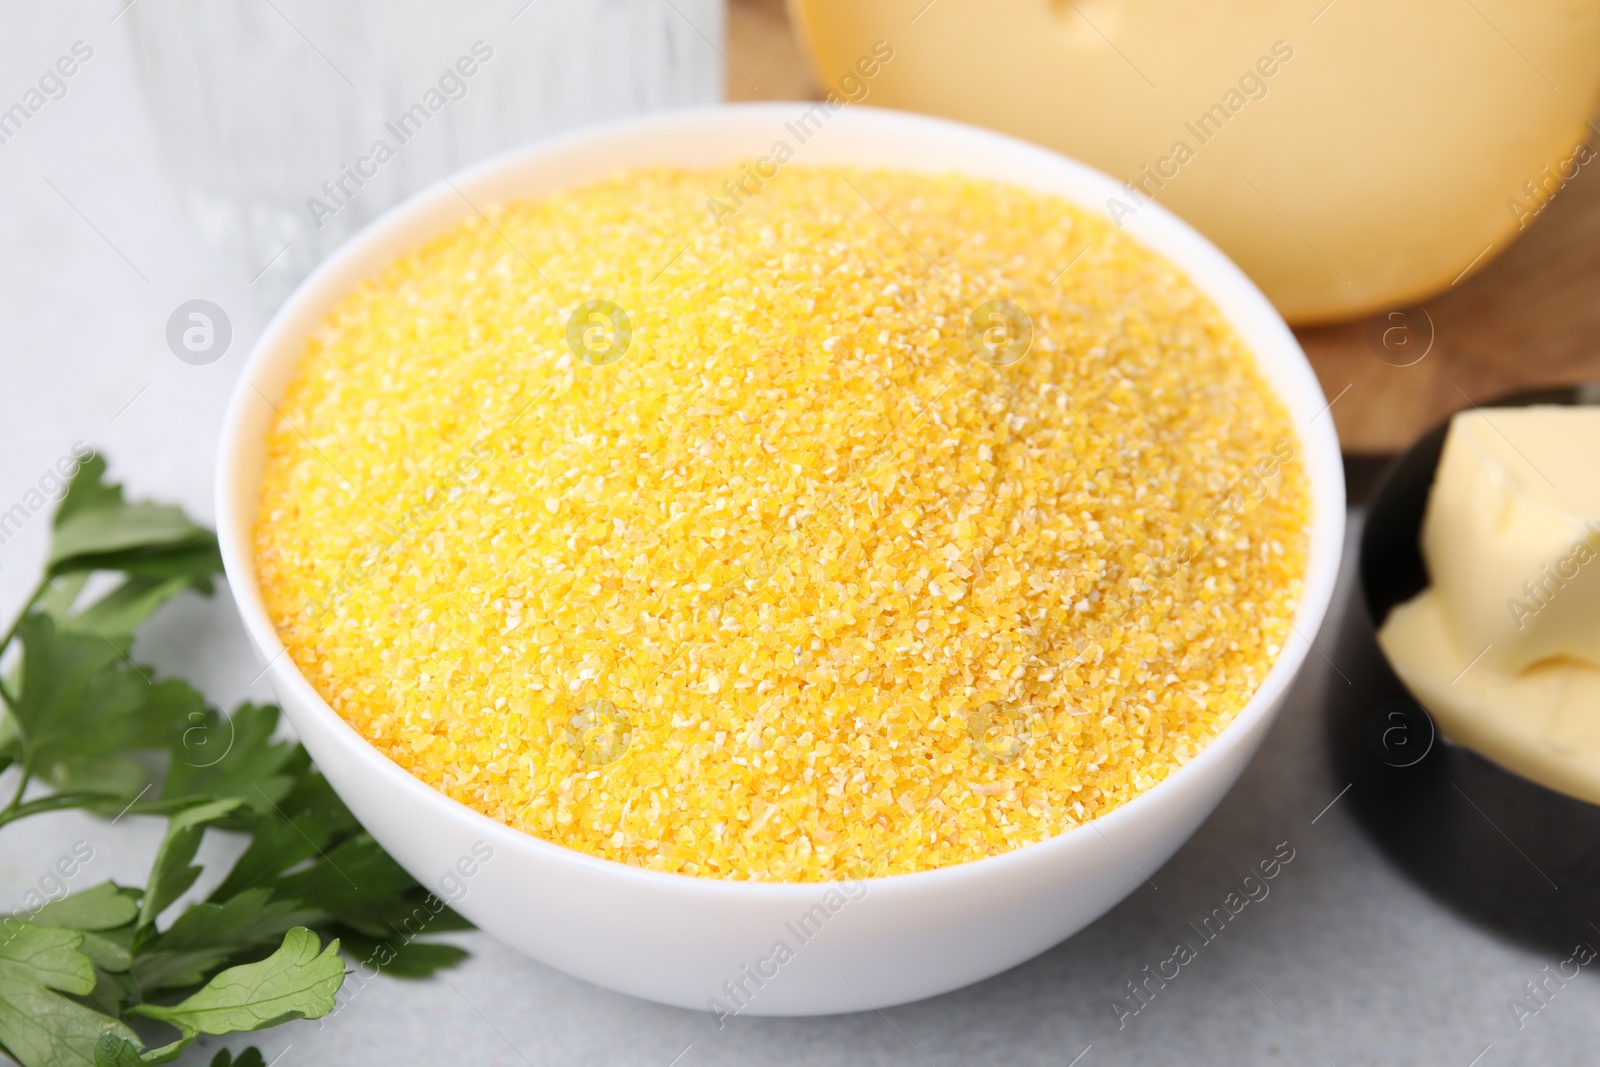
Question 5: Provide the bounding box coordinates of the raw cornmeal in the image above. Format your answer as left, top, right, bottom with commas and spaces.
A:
253, 166, 1310, 881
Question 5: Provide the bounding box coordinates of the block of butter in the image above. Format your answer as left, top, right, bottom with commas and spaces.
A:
1380, 588, 1600, 805
1422, 407, 1600, 676
1379, 406, 1600, 803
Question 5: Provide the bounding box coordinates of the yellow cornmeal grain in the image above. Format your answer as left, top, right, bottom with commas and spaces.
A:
253, 166, 1310, 882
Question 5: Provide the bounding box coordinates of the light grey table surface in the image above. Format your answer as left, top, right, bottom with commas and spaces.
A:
2, 4, 1595, 1065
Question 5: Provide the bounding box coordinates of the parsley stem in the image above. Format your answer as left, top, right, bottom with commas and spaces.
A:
0, 576, 47, 713
0, 770, 29, 824
0, 578, 45, 813
0, 786, 119, 830
0, 576, 47, 658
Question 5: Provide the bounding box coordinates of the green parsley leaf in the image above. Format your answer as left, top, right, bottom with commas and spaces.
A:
129, 680, 211, 754
57, 577, 201, 652
162, 704, 297, 815
76, 965, 140, 1022
72, 935, 133, 976
32, 575, 89, 629
52, 454, 120, 530
207, 812, 344, 905
91, 1034, 155, 1066
1, 451, 474, 1065
268, 833, 417, 931
3, 614, 208, 805
208, 1050, 265, 1067
26, 891, 137, 988
207, 762, 358, 903
31, 883, 139, 933
335, 930, 469, 979
322, 891, 470, 945
129, 927, 342, 1043
48, 457, 219, 587
8, 615, 148, 794
0, 921, 137, 1067
132, 889, 317, 995
138, 799, 244, 931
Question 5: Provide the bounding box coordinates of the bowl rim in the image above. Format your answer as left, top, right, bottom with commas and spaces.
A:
216, 101, 1346, 900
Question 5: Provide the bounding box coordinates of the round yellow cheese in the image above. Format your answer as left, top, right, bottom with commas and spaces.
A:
790, 0, 1600, 324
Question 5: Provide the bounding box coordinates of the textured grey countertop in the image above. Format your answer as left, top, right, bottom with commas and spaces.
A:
3, 4, 1596, 1064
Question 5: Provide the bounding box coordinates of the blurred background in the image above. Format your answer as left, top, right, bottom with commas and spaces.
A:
123, 0, 726, 304
12, 0, 1599, 459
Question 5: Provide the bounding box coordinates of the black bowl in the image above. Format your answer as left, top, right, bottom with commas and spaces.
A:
1329, 383, 1600, 953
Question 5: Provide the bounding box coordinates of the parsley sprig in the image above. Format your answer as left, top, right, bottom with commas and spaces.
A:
0, 456, 470, 1067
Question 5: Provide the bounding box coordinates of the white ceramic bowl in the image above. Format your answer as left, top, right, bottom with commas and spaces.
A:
216, 104, 1346, 1016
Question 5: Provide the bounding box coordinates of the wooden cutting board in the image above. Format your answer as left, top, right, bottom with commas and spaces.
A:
727, 0, 1600, 455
